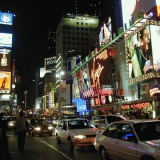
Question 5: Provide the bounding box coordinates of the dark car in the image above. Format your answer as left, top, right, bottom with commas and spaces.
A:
28, 118, 53, 137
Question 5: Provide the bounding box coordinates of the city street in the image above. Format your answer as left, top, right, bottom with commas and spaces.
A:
7, 130, 101, 160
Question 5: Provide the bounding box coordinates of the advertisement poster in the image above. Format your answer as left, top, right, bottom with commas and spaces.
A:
60, 80, 66, 93
80, 64, 91, 91
0, 49, 11, 70
72, 74, 80, 98
150, 25, 160, 72
126, 25, 153, 78
0, 33, 12, 48
0, 71, 11, 93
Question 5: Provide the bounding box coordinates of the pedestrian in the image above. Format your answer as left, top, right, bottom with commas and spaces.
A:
15, 110, 28, 152
0, 113, 10, 159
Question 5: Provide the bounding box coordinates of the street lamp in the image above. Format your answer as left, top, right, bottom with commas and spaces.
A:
24, 90, 28, 114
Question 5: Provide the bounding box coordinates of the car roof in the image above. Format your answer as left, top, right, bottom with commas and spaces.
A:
62, 118, 88, 121
112, 119, 160, 124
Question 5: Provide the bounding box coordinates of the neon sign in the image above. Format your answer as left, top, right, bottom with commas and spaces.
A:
149, 87, 160, 96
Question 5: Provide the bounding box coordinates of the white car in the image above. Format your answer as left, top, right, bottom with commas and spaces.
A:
90, 114, 127, 131
94, 119, 160, 160
55, 118, 99, 150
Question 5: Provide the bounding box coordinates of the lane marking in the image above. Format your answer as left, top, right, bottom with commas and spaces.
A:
41, 141, 72, 160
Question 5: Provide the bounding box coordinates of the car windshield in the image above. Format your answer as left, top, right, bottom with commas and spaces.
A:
31, 119, 44, 124
62, 116, 78, 120
133, 121, 160, 141
68, 120, 93, 129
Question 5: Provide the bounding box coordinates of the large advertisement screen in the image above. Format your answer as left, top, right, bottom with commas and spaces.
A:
0, 33, 12, 48
0, 12, 13, 25
0, 71, 11, 93
126, 22, 160, 82
0, 49, 11, 70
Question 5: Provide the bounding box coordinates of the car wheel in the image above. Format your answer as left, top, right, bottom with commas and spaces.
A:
31, 131, 34, 137
56, 134, 61, 144
100, 146, 110, 160
68, 138, 74, 150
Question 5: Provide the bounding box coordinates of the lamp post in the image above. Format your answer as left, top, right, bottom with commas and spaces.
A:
24, 90, 28, 114
56, 71, 64, 119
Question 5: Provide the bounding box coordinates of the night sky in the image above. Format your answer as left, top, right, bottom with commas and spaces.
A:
0, 1, 63, 105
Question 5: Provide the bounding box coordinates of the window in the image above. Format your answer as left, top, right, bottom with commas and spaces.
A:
116, 124, 135, 142
103, 123, 118, 138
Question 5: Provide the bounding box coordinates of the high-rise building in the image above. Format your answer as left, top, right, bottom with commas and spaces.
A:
56, 14, 99, 79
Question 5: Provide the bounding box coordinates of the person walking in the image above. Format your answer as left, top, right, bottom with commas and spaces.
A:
0, 113, 10, 159
15, 110, 28, 152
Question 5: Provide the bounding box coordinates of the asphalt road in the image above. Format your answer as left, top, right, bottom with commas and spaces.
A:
5, 130, 101, 160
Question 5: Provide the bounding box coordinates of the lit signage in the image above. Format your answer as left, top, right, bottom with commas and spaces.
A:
122, 102, 151, 110
45, 57, 56, 70
80, 86, 98, 99
0, 12, 13, 25
149, 85, 160, 96
0, 33, 12, 48
0, 71, 11, 93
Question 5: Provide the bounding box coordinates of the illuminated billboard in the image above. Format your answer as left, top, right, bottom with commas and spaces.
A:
0, 33, 12, 48
0, 12, 13, 25
79, 49, 114, 106
0, 71, 11, 93
44, 57, 56, 70
125, 20, 160, 83
0, 49, 11, 70
72, 73, 80, 98
63, 15, 99, 28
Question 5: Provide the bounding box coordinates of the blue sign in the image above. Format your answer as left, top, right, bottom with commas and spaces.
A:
0, 12, 13, 25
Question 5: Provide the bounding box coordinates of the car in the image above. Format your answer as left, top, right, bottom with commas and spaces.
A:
28, 118, 53, 137
90, 114, 127, 131
7, 116, 16, 130
56, 115, 79, 126
94, 119, 160, 160
55, 118, 100, 150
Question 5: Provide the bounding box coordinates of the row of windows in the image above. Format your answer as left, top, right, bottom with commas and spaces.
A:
63, 31, 92, 36
63, 36, 88, 41
62, 26, 97, 32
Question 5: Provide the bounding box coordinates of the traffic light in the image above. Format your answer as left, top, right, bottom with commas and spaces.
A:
17, 75, 21, 83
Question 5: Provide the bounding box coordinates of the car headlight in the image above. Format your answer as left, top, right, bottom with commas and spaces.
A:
48, 126, 53, 130
8, 123, 14, 126
74, 135, 86, 139
35, 127, 41, 131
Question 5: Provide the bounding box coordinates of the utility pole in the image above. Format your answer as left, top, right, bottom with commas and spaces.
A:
24, 90, 28, 114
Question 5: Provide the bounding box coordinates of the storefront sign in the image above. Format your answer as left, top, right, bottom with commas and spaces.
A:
149, 85, 160, 96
